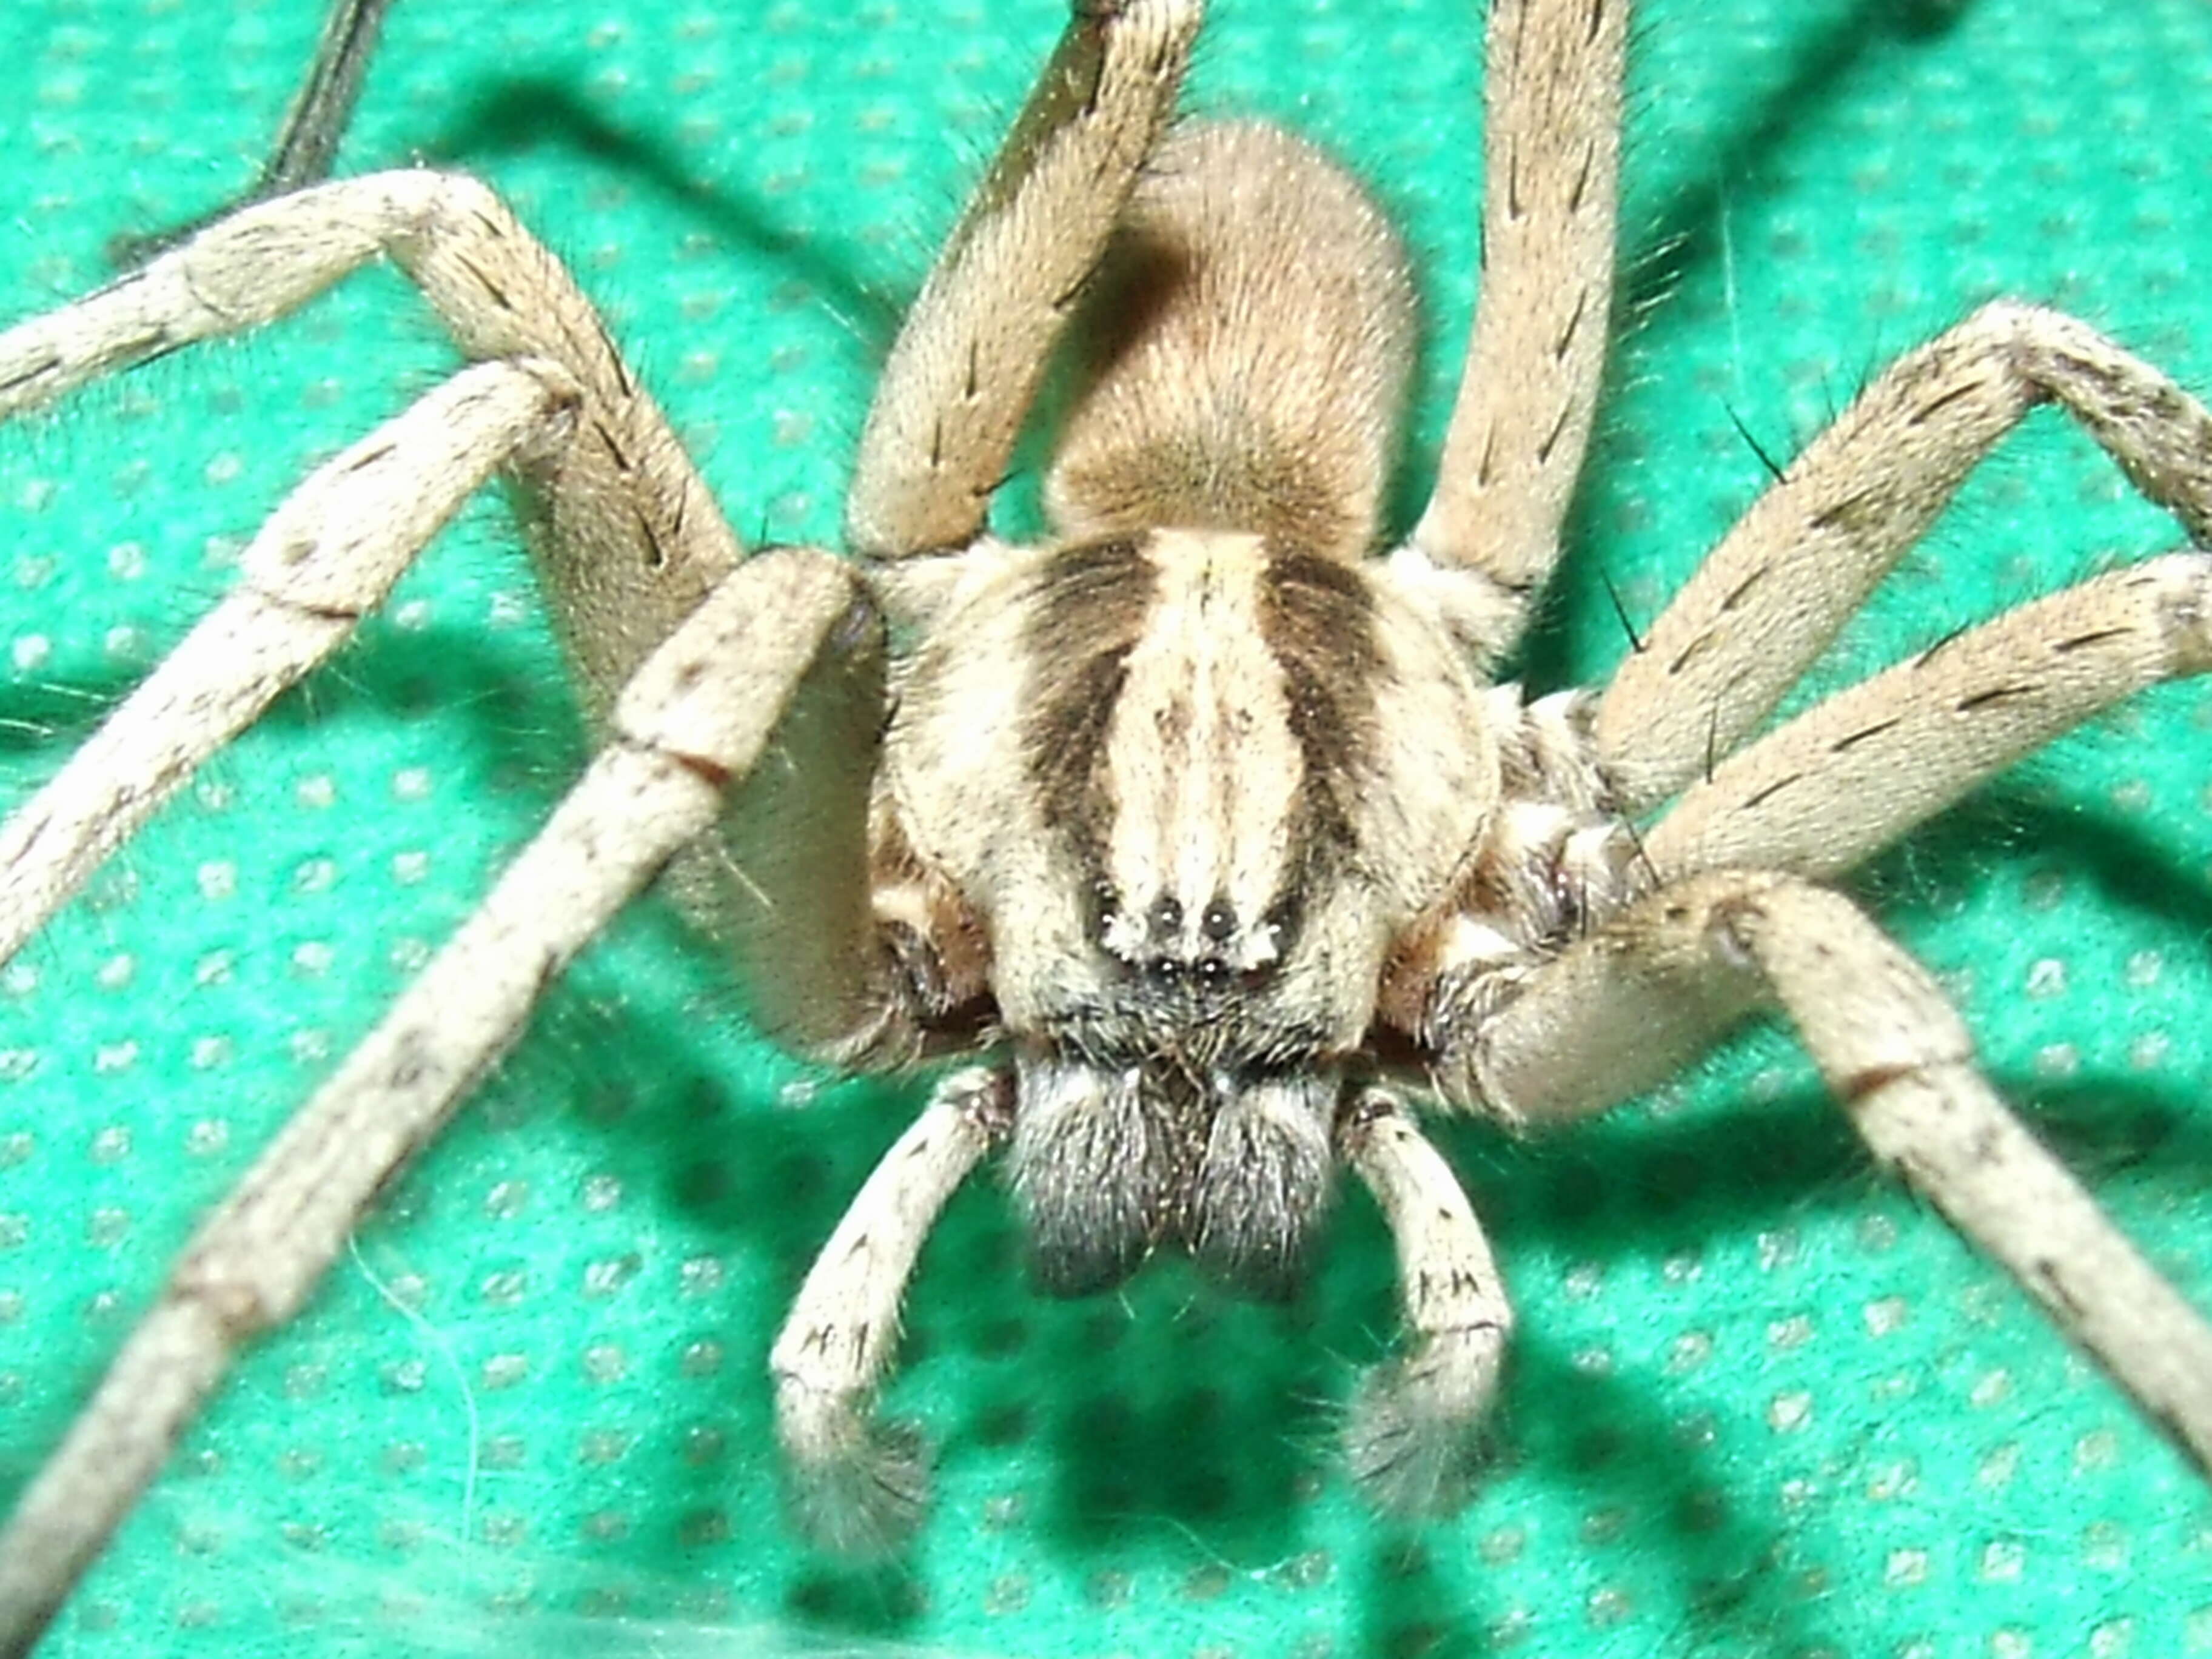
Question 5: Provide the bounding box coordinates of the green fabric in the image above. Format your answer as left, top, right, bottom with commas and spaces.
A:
2, 0, 2210, 1654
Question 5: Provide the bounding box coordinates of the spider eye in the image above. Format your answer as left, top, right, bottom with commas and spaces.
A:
1085, 876, 1120, 937
1260, 893, 1303, 953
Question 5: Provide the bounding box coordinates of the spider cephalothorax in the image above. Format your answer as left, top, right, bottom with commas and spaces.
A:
4, 0, 2212, 1643
882, 514, 1637, 1305
859, 117, 1625, 1307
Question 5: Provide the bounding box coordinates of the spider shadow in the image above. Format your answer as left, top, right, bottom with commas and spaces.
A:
414, 708, 2212, 1648
1609, 0, 1980, 350
0, 595, 582, 761
1850, 777, 2212, 1190
1850, 774, 2212, 941
415, 78, 902, 346
369, 885, 954, 1637
1344, 1332, 1837, 1659
1335, 1053, 2208, 1656
975, 772, 2211, 1635
275, 618, 587, 764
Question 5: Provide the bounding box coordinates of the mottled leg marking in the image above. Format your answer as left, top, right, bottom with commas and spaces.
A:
1646, 552, 2212, 882
1340, 1091, 1515, 1518
771, 1068, 1014, 1555
0, 167, 744, 716
0, 550, 876, 1658
1599, 301, 2212, 811
1397, 0, 1628, 664
0, 360, 580, 966
1450, 873, 2212, 1483
845, 0, 1200, 559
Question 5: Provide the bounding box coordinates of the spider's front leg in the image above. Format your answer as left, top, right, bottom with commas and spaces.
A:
0, 115, 928, 1643
1589, 300, 2212, 889
1644, 551, 2212, 884
845, 0, 1201, 563
0, 164, 744, 716
0, 358, 578, 963
1410, 541, 2212, 1492
1470, 289, 2212, 1480
1391, 0, 1630, 667
0, 161, 820, 1016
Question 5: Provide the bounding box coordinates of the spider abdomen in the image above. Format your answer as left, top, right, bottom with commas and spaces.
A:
1047, 119, 1415, 563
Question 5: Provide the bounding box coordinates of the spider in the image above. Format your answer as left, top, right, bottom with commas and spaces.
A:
4, 3, 2212, 1659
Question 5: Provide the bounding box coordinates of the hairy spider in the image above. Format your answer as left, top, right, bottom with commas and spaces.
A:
4, 3, 2212, 1659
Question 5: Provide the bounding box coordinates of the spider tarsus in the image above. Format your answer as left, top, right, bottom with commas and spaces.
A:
1341, 1327, 1505, 1520
776, 1381, 932, 1559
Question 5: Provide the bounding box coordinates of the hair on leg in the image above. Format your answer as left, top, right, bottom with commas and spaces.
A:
1339, 1088, 1515, 1519
1598, 303, 2212, 811
771, 1067, 1013, 1556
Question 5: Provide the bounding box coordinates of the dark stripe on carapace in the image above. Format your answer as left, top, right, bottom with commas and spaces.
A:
1021, 537, 1159, 876
1256, 545, 1383, 873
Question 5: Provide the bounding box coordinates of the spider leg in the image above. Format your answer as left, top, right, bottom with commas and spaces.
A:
1432, 871, 2212, 1483
771, 1066, 1013, 1556
1338, 1089, 1515, 1520
0, 358, 578, 965
843, 0, 1199, 561
1597, 301, 2212, 813
106, 0, 401, 267
0, 168, 744, 718
1644, 552, 2212, 882
2, 172, 917, 1053
1393, 0, 1627, 666
0, 548, 881, 1659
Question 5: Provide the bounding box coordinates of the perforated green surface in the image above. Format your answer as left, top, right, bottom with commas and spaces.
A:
2, 1, 2211, 1654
